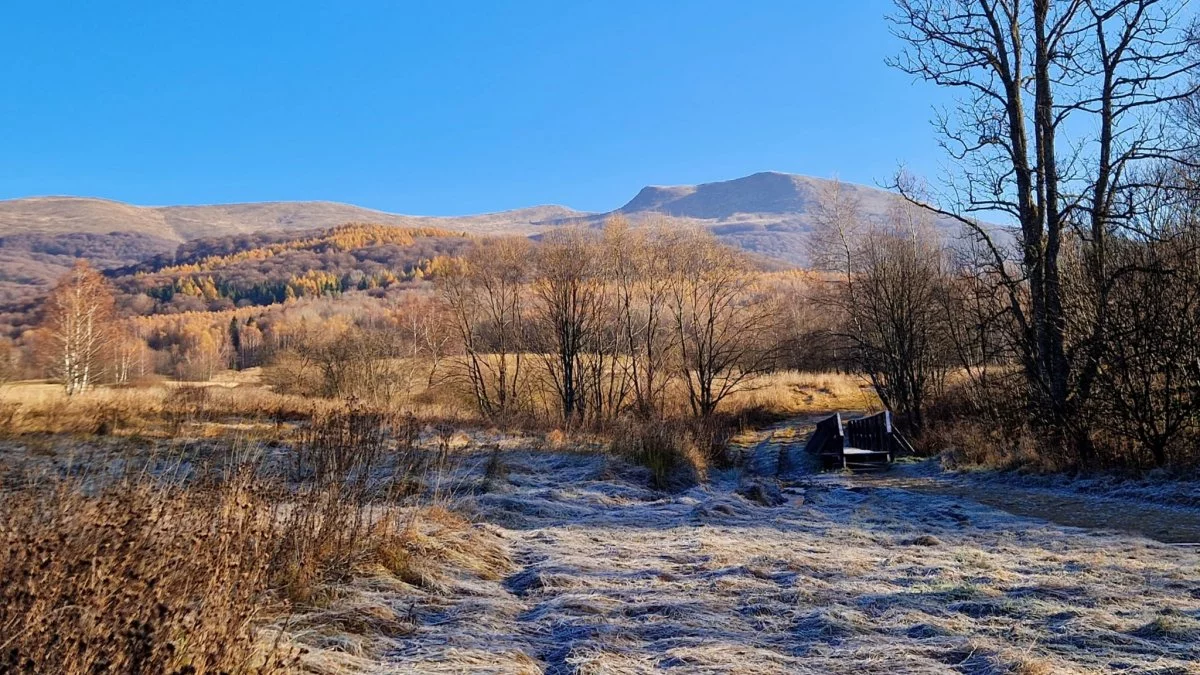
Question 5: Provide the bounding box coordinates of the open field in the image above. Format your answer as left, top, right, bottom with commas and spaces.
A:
1, 380, 1197, 674
10, 1, 1200, 672
278, 422, 1200, 674
0, 369, 879, 438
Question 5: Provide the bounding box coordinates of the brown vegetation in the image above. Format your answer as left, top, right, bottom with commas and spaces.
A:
886, 0, 1200, 471
0, 393, 502, 674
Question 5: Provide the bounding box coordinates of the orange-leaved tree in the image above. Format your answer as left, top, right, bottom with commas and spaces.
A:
41, 261, 116, 395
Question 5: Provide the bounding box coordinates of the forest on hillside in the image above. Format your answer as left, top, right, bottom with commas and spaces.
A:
0, 223, 471, 336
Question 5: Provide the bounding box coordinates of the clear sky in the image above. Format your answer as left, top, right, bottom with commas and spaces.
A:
0, 1, 948, 215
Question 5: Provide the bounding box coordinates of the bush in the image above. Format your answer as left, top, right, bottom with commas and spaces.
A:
0, 471, 296, 674
0, 436, 470, 671
612, 420, 708, 490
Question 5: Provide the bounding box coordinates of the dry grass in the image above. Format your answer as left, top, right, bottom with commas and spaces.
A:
2, 374, 1198, 673
0, 469, 296, 674
0, 398, 509, 675
0, 377, 475, 441
723, 370, 879, 419
0, 366, 876, 444
396, 443, 1200, 673
610, 419, 709, 490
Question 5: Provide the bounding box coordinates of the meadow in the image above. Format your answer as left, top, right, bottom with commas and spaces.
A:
0, 369, 880, 673
3, 370, 1197, 674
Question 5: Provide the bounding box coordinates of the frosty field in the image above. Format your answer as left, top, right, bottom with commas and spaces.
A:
291, 424, 1200, 675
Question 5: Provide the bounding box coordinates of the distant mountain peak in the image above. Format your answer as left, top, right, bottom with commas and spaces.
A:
0, 172, 958, 274
619, 172, 823, 219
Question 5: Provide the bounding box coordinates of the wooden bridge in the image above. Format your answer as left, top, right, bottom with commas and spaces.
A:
803, 411, 915, 471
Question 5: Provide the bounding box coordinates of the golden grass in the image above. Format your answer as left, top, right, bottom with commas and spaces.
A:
0, 399, 514, 675
722, 370, 880, 418
0, 375, 477, 440
0, 469, 296, 674
0, 367, 876, 444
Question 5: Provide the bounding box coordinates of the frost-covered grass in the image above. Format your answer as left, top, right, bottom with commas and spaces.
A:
353, 436, 1200, 674
949, 462, 1200, 510
5, 415, 1197, 674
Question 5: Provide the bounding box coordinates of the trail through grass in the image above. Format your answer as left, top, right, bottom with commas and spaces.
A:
368, 421, 1200, 674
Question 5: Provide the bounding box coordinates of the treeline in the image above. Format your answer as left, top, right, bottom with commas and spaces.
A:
0, 261, 441, 385
0, 224, 470, 336
138, 259, 441, 309
866, 0, 1200, 472
436, 220, 782, 426
257, 219, 790, 427
114, 224, 468, 314
7, 220, 795, 429
0, 231, 175, 264
3, 222, 810, 416
0, 231, 177, 330
128, 223, 460, 274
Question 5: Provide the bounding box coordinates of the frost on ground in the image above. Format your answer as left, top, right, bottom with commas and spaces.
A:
294, 427, 1200, 675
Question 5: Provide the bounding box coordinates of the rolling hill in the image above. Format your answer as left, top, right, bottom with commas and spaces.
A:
0, 196, 584, 241
0, 172, 960, 314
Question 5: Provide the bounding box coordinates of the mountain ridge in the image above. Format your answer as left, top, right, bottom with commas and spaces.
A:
0, 172, 962, 275
0, 196, 587, 242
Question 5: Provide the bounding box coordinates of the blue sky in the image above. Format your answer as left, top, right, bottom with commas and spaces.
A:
0, 1, 947, 215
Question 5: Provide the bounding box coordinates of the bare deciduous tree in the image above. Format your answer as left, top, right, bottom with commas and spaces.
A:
808, 178, 866, 280
439, 237, 529, 419
109, 325, 150, 386
890, 0, 1200, 460
606, 216, 678, 419
1083, 179, 1200, 466
811, 193, 951, 430
668, 230, 780, 418
530, 227, 605, 424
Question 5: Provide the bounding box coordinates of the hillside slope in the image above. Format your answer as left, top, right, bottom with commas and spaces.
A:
604, 172, 961, 263
0, 199, 582, 307
0, 173, 961, 309
0, 197, 584, 241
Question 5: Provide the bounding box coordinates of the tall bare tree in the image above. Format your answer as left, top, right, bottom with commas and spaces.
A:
42, 261, 116, 395
530, 227, 605, 423
890, 0, 1200, 459
808, 178, 866, 280
852, 207, 951, 430
668, 230, 779, 418
606, 216, 678, 419
810, 192, 951, 429
439, 237, 529, 419
939, 233, 1015, 419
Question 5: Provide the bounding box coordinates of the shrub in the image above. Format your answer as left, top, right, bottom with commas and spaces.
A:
613, 420, 707, 490
0, 471, 296, 674
293, 402, 390, 489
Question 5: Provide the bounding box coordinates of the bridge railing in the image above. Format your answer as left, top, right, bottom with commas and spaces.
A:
803, 412, 844, 457
845, 411, 892, 453
805, 410, 915, 468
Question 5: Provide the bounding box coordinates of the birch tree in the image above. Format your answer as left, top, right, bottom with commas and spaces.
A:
42, 261, 115, 395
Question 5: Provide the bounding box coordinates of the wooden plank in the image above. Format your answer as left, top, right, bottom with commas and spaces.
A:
804, 413, 845, 457
845, 411, 890, 453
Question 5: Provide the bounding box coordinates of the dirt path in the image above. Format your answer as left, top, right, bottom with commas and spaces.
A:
371, 427, 1200, 674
